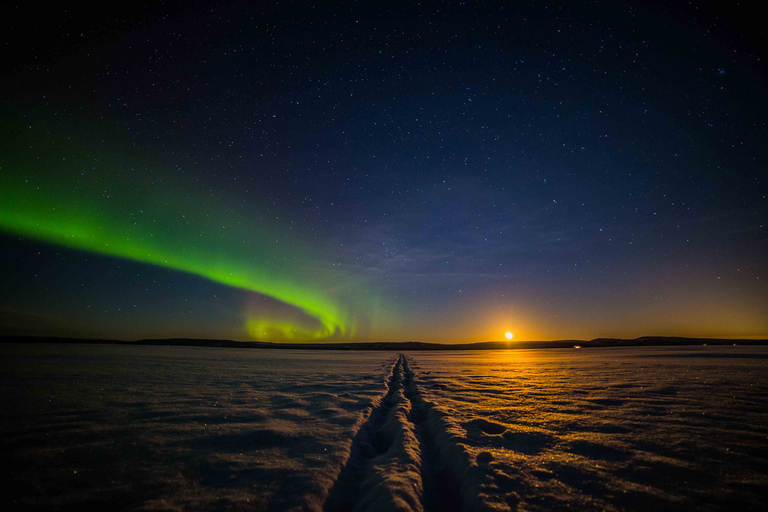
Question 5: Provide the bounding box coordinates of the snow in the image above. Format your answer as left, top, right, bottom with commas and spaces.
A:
2, 344, 767, 511
408, 346, 768, 511
0, 344, 396, 511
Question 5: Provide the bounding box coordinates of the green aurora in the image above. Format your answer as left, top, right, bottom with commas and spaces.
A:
1, 120, 372, 341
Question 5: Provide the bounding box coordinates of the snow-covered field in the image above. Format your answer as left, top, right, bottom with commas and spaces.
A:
1, 344, 767, 511
0, 344, 394, 511
408, 346, 768, 511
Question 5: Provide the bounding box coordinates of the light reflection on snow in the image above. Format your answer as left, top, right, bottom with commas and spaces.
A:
1, 344, 767, 511
409, 346, 768, 511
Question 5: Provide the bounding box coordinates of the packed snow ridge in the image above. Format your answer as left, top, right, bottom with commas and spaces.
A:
324, 354, 489, 512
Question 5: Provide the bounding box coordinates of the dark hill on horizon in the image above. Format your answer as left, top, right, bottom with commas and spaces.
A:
1, 335, 767, 350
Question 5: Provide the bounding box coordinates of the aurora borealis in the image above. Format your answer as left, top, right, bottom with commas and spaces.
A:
1, 119, 371, 340
1, 1, 766, 342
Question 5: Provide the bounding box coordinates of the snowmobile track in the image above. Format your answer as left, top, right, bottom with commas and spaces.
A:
323, 354, 464, 512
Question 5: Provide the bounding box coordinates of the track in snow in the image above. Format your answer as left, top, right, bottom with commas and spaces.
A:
323, 354, 463, 512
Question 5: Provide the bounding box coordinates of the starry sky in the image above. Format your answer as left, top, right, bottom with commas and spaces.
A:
1, 0, 766, 342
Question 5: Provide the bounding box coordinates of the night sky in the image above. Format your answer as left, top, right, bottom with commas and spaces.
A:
1, 1, 766, 342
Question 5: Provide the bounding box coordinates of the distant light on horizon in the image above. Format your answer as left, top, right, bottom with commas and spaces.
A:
505, 332, 514, 340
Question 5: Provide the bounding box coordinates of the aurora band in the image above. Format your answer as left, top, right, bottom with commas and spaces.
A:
0, 123, 355, 341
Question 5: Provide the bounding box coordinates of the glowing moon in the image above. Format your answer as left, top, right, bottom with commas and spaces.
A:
505, 332, 513, 340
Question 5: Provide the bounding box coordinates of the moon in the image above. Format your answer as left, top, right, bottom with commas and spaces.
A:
505, 332, 513, 340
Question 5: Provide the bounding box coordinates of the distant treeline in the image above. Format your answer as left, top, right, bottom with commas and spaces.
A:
1, 335, 767, 350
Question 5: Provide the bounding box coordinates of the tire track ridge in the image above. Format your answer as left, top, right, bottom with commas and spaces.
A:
323, 354, 422, 512
402, 357, 488, 512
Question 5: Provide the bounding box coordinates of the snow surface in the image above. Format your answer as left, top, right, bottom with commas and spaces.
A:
0, 344, 395, 511
409, 346, 768, 511
2, 344, 767, 511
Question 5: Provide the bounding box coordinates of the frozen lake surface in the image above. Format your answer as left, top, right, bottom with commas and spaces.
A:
1, 344, 767, 511
409, 346, 768, 511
